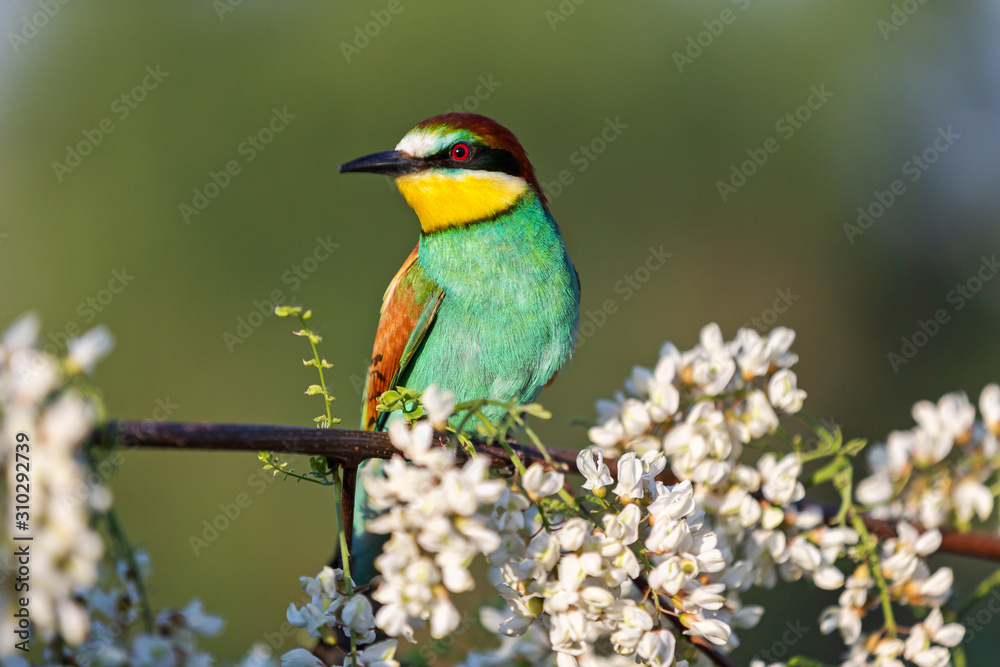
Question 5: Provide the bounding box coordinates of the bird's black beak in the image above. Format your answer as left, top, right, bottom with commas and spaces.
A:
339, 150, 421, 176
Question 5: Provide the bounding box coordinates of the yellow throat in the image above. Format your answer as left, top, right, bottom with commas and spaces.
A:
395, 170, 527, 233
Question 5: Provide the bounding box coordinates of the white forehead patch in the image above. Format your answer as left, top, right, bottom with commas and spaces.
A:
395, 128, 461, 158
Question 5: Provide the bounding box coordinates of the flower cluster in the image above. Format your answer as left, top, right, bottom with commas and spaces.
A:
0, 314, 113, 650
282, 567, 397, 667
491, 447, 733, 667
818, 521, 962, 666
12, 549, 234, 667
457, 607, 646, 667
0, 315, 247, 667
362, 419, 506, 641
586, 326, 816, 634
857, 384, 1000, 530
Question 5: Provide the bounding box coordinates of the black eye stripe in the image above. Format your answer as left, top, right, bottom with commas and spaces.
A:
424, 144, 522, 178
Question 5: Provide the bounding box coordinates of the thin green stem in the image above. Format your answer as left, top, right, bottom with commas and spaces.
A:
850, 509, 896, 638
557, 487, 596, 526
298, 314, 334, 428
332, 466, 359, 666
104, 508, 155, 631
262, 456, 333, 486
498, 440, 527, 477
520, 422, 555, 468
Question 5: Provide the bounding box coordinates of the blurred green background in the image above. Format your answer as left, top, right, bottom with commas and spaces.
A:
3, 1, 999, 664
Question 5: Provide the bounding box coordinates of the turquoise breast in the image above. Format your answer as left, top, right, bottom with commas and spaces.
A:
399, 192, 580, 430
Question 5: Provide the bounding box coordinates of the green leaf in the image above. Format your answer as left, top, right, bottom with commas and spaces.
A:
520, 403, 552, 420
275, 306, 303, 317
305, 385, 325, 395
843, 438, 868, 457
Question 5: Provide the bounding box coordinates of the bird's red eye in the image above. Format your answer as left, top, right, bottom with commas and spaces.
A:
451, 142, 471, 161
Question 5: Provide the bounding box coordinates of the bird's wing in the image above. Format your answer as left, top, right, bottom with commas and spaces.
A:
360, 243, 445, 430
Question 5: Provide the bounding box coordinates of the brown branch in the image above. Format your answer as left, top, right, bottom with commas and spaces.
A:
94, 420, 583, 473
91, 420, 1000, 563
818, 505, 1000, 561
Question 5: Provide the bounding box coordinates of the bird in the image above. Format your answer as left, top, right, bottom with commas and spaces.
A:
339, 113, 580, 583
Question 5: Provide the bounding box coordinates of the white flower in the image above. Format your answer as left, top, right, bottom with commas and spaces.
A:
742, 390, 779, 440
612, 452, 645, 501
757, 453, 804, 506
621, 398, 653, 438
280, 649, 325, 667
522, 463, 564, 500
588, 417, 624, 449
576, 447, 613, 493
176, 599, 225, 635
387, 419, 449, 471
767, 369, 806, 413
286, 601, 329, 638
358, 639, 401, 667
421, 384, 456, 430
819, 604, 862, 645
980, 383, 1000, 434
67, 325, 114, 373
683, 583, 726, 612
610, 603, 653, 653
649, 480, 696, 522
133, 635, 177, 667
684, 617, 730, 646
813, 565, 845, 591
953, 478, 993, 523
903, 607, 964, 667
637, 630, 676, 667
649, 558, 686, 596
341, 594, 375, 636
919, 567, 954, 599
856, 472, 894, 506
430, 598, 461, 638
690, 324, 736, 395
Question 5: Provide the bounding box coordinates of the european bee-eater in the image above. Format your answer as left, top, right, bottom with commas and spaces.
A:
339, 113, 580, 582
